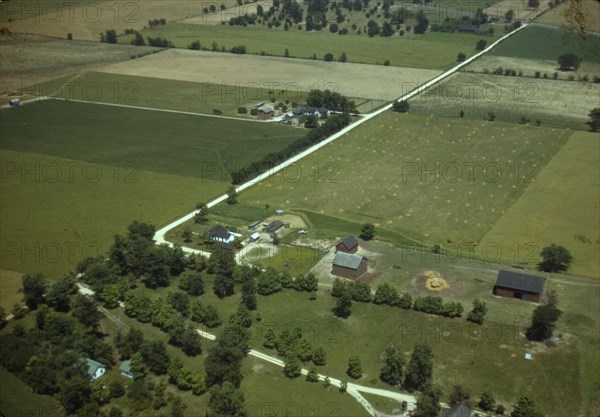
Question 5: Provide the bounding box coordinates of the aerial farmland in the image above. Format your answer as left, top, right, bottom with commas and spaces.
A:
0, 0, 598, 417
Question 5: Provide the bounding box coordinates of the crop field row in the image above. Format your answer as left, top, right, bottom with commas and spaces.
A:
94, 49, 441, 101
239, 111, 570, 246
409, 71, 600, 130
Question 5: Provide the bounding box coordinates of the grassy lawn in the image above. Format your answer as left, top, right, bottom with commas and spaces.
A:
0, 100, 304, 181
0, 367, 63, 417
239, 112, 570, 247
489, 25, 600, 62
479, 131, 600, 278
410, 72, 600, 130
32, 71, 309, 119
243, 245, 324, 276
118, 23, 500, 69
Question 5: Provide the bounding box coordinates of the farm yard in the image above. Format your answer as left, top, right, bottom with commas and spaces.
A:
409, 71, 600, 130
118, 23, 502, 69
95, 48, 442, 101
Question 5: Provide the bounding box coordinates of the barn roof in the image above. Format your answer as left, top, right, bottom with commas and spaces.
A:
443, 403, 474, 417
495, 270, 545, 294
333, 252, 364, 270
338, 235, 358, 250
264, 220, 284, 233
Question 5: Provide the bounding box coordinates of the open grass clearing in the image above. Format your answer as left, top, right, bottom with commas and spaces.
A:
97, 48, 441, 101
479, 131, 600, 278
410, 72, 600, 130
239, 112, 570, 245
32, 71, 310, 119
118, 23, 501, 69
0, 33, 160, 92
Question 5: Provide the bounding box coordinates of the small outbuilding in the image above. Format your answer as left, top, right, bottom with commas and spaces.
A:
336, 235, 359, 254
332, 252, 367, 279
250, 232, 260, 241
493, 270, 545, 302
9, 98, 20, 107
275, 209, 284, 216
120, 360, 133, 379
248, 220, 261, 230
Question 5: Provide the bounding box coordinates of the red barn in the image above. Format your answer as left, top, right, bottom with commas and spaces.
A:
493, 270, 545, 303
332, 252, 367, 280
336, 235, 358, 254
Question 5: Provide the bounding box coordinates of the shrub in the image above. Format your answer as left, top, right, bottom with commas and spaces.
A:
324, 52, 334, 61
237, 107, 248, 114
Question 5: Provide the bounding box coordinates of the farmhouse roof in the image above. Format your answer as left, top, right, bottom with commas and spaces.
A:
443, 403, 474, 417
338, 235, 358, 251
258, 106, 274, 114
333, 252, 364, 270
495, 270, 545, 294
85, 358, 106, 379
248, 220, 261, 229
207, 225, 231, 240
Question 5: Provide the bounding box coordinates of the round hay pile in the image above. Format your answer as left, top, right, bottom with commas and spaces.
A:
423, 271, 449, 291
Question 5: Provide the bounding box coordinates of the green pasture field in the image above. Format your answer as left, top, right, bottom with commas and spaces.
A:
242, 245, 324, 276
489, 25, 600, 63
118, 23, 501, 69
239, 112, 570, 246
479, 131, 600, 278
0, 100, 304, 181
32, 71, 310, 119
409, 72, 600, 130
0, 150, 223, 279
0, 269, 24, 310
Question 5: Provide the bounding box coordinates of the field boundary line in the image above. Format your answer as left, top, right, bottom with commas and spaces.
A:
153, 23, 529, 251
43, 97, 271, 123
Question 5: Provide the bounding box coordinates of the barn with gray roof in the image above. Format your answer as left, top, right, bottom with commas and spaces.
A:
332, 252, 367, 279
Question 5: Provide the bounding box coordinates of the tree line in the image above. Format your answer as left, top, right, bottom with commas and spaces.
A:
230, 111, 351, 184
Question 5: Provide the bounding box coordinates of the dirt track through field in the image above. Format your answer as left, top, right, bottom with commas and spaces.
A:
97, 49, 442, 100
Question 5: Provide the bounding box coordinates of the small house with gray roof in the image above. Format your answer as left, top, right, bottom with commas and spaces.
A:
336, 235, 359, 254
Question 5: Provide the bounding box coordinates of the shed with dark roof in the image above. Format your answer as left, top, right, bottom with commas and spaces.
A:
336, 235, 359, 254
332, 252, 367, 279
493, 270, 545, 302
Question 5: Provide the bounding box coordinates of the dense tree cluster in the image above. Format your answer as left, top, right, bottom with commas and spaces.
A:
306, 89, 357, 112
